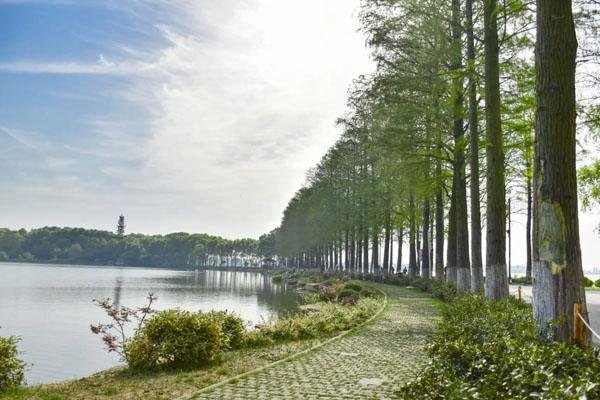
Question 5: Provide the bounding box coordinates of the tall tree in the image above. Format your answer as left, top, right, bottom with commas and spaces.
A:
451, 0, 471, 291
466, 0, 483, 293
532, 0, 589, 342
484, 0, 508, 299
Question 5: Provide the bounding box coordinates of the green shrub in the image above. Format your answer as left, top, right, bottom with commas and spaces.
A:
319, 285, 337, 302
271, 274, 283, 284
337, 288, 360, 304
204, 311, 245, 349
302, 292, 321, 304
382, 274, 411, 287
241, 329, 275, 348
125, 310, 224, 370
343, 282, 363, 292
0, 336, 24, 391
595, 278, 600, 288
245, 298, 381, 345
397, 294, 600, 399
359, 286, 379, 298
584, 276, 594, 287
409, 277, 457, 302
511, 276, 532, 285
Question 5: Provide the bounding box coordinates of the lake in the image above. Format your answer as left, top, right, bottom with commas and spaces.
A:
0, 262, 300, 385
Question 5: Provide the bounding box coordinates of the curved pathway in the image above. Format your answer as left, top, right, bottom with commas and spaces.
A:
190, 285, 441, 399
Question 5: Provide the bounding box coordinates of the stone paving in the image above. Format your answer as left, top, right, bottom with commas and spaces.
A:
190, 285, 441, 400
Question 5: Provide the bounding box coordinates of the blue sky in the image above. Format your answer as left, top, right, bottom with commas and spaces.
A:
1, 0, 598, 269
0, 0, 373, 239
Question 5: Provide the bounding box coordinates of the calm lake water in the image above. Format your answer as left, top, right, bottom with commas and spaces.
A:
0, 262, 300, 385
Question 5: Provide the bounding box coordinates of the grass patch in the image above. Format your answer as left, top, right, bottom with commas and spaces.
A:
0, 340, 323, 400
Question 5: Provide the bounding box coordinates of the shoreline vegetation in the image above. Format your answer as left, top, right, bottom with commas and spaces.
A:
0, 227, 277, 269
2, 271, 600, 399
0, 272, 384, 400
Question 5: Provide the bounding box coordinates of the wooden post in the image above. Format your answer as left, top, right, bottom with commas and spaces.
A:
518, 286, 521, 301
573, 303, 583, 346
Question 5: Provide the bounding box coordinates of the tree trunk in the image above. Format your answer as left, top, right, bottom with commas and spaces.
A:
451, 0, 471, 292
435, 161, 445, 281
334, 235, 339, 269
422, 200, 431, 279
389, 229, 394, 272
344, 229, 349, 271
526, 171, 533, 279
430, 208, 434, 275
484, 0, 508, 299
467, 0, 483, 293
372, 228, 379, 273
363, 229, 369, 274
447, 176, 457, 284
350, 227, 356, 271
533, 0, 588, 342
397, 226, 404, 273
383, 212, 391, 275
409, 197, 418, 279
357, 225, 363, 272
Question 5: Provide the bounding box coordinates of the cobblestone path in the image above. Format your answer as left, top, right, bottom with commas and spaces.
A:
191, 285, 441, 399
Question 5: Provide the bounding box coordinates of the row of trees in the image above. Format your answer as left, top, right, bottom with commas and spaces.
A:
0, 227, 275, 268
272, 0, 599, 343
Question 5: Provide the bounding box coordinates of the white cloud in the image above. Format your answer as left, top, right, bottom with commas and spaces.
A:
0, 124, 50, 150
0, 0, 373, 238
93, 0, 373, 237
0, 58, 152, 75
46, 157, 76, 170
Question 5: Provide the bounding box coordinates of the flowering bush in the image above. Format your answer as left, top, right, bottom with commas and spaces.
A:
90, 293, 157, 360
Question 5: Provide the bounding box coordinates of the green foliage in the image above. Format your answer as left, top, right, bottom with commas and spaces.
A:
39, 394, 70, 400
244, 298, 381, 344
0, 227, 268, 268
579, 159, 600, 212
337, 288, 360, 304
0, 336, 25, 391
595, 278, 600, 288
583, 276, 594, 288
342, 282, 363, 292
203, 311, 245, 350
511, 276, 532, 285
397, 295, 600, 399
240, 329, 275, 348
125, 310, 224, 370
318, 285, 338, 302
381, 274, 411, 287
301, 292, 321, 305
408, 277, 458, 302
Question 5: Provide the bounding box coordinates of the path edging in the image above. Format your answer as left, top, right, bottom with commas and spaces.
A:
182, 287, 389, 399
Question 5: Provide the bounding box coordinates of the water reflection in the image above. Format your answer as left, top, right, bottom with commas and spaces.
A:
0, 263, 298, 385
113, 277, 123, 307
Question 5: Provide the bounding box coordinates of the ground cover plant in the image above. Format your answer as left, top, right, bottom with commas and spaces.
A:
395, 293, 600, 399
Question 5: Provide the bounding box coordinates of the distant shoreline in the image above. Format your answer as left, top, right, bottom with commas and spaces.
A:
0, 260, 267, 273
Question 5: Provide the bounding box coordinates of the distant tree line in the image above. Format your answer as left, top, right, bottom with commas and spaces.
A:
0, 227, 276, 268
